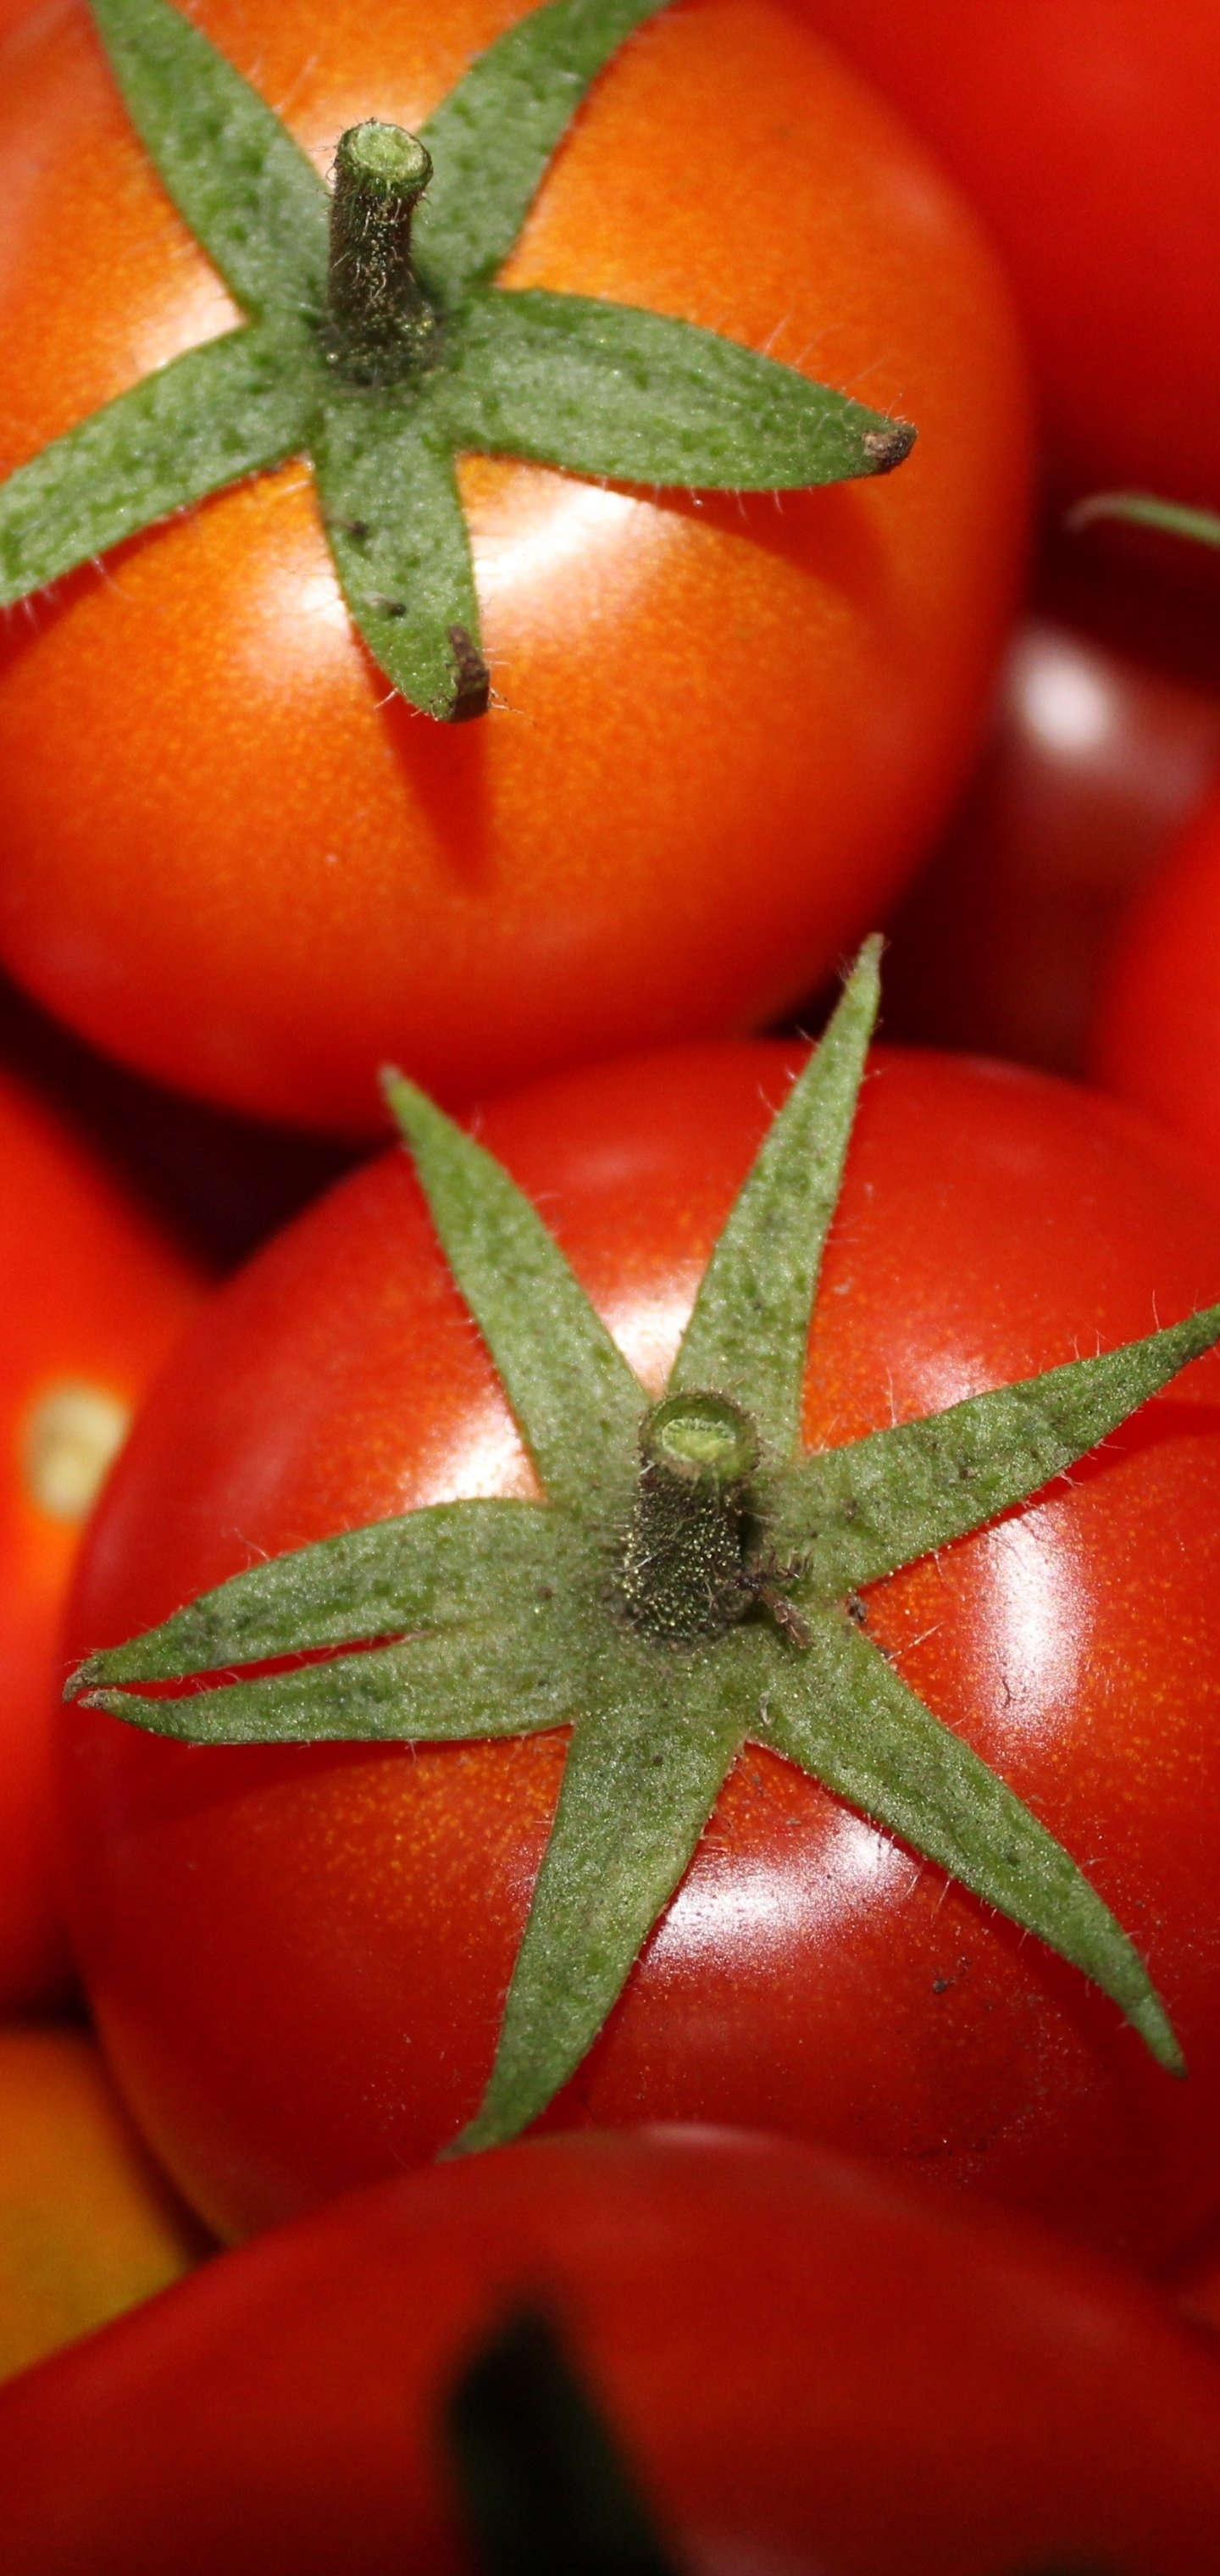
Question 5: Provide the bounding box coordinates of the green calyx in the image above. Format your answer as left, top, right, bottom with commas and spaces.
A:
69, 936, 1220, 2152
0, 0, 917, 722
1068, 491, 1220, 552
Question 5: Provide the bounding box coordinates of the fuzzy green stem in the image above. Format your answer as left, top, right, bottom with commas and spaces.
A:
619, 1392, 759, 1644
325, 122, 435, 384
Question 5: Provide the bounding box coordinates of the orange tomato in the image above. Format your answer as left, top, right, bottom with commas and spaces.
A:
0, 0, 1029, 1131
790, 0, 1220, 509
0, 2025, 208, 2384
0, 1072, 201, 2009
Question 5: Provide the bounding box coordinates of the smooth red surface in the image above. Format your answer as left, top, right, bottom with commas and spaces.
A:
59, 1041, 1220, 2257
7, 2129, 1220, 2573
1092, 772, 1220, 1179
0, 1077, 199, 2009
792, 0, 1220, 505
0, 0, 1028, 1132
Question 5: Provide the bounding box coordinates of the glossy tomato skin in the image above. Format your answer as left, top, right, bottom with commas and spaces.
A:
0, 1074, 200, 2010
1091, 773, 1220, 1176
790, 0, 1220, 507
0, 0, 1028, 1133
7, 2129, 1220, 2575
884, 615, 1220, 1077
60, 1042, 1220, 2257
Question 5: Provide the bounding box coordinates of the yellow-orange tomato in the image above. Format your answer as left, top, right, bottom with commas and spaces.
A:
0, 1073, 201, 2011
0, 0, 1029, 1132
0, 2025, 208, 2383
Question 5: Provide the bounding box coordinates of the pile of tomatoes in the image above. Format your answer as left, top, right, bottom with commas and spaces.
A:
3, 0, 1220, 2566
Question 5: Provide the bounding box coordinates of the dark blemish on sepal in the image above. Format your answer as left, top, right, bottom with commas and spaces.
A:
448, 625, 491, 720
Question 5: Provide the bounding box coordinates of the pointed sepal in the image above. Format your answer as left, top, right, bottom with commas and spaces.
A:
384, 1074, 646, 1515
759, 1610, 1183, 2073
448, 1635, 761, 2152
88, 0, 329, 320
446, 295, 914, 487
314, 391, 488, 719
775, 1302, 1220, 1601
0, 328, 314, 608
66, 1500, 565, 1693
414, 0, 671, 307
83, 1608, 585, 1746
669, 940, 880, 1472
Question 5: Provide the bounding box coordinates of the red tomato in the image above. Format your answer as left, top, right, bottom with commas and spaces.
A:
59, 1041, 1220, 2260
790, 0, 1220, 508
884, 613, 1220, 1075
1091, 771, 1220, 1177
0, 0, 1028, 1133
0, 1073, 200, 2010
6, 2128, 1220, 2574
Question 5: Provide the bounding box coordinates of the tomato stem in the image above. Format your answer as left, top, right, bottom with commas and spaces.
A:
324, 121, 436, 385
619, 1391, 760, 1643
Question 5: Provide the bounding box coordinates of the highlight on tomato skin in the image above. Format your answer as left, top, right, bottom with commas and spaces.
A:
1091, 769, 1220, 1182
56, 1035, 1220, 2260
881, 612, 1220, 1080
0, 0, 1029, 1131
0, 1069, 202, 2012
4, 2127, 1220, 2576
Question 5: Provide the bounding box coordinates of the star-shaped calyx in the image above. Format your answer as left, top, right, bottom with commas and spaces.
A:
0, 0, 916, 721
69, 941, 1220, 2153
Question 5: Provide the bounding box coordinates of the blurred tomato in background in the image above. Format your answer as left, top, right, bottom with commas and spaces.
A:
1092, 772, 1220, 1174
7, 2130, 1220, 2574
0, 2025, 207, 2384
787, 0, 1220, 511
883, 574, 1220, 1074
0, 1076, 201, 2009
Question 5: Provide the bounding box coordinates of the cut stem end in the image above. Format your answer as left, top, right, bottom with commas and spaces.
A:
620, 1392, 759, 1644
325, 119, 436, 385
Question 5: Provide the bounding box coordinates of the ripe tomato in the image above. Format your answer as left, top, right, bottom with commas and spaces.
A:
0, 1071, 200, 2011
59, 1039, 1220, 2259
6, 2129, 1220, 2575
0, 0, 1028, 1133
789, 0, 1220, 508
1091, 771, 1220, 1176
0, 2025, 207, 2385
884, 613, 1220, 1076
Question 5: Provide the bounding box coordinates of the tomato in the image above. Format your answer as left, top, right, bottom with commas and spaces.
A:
0, 2024, 208, 2385
1091, 770, 1220, 1177
883, 612, 1220, 1076
789, 0, 1220, 508
58, 1037, 1220, 2260
0, 1071, 200, 2011
8, 2128, 1220, 2575
0, 0, 1028, 1134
